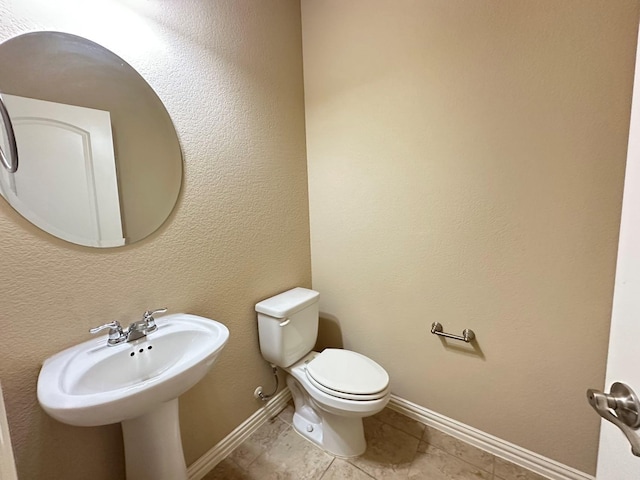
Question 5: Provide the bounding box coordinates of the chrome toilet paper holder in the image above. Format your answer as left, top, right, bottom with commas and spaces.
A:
430, 322, 475, 343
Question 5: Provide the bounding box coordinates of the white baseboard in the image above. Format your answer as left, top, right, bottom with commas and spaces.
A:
187, 388, 292, 480
388, 394, 595, 480
186, 389, 593, 480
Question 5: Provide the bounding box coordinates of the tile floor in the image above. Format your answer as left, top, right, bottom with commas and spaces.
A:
203, 404, 549, 480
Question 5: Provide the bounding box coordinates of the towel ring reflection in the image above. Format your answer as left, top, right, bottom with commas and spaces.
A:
0, 94, 18, 173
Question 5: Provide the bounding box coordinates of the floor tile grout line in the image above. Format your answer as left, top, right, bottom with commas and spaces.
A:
208, 406, 547, 480
318, 457, 335, 480
376, 410, 498, 475
405, 437, 424, 480
492, 452, 496, 475
343, 417, 423, 480
239, 418, 294, 471
350, 461, 377, 480
374, 413, 426, 441
223, 455, 247, 477
420, 439, 497, 475
368, 415, 491, 478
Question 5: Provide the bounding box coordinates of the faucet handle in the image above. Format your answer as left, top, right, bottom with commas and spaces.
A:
140, 308, 167, 333
89, 321, 126, 346
89, 320, 122, 334
143, 308, 167, 319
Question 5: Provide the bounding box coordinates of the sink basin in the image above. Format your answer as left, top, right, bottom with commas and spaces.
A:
37, 313, 229, 480
38, 313, 229, 427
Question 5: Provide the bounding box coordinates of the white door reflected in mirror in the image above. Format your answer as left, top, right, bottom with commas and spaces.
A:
0, 95, 124, 247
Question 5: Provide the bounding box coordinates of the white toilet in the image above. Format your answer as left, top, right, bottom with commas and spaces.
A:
255, 287, 390, 457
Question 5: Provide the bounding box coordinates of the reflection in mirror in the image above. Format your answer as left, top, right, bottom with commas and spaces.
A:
0, 95, 124, 246
0, 94, 18, 174
0, 32, 183, 247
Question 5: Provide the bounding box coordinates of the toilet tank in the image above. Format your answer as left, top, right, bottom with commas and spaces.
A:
255, 287, 320, 368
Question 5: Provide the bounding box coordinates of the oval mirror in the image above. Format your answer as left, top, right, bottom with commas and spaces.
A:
0, 32, 182, 247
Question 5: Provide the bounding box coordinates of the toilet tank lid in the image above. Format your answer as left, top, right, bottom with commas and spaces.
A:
255, 287, 319, 318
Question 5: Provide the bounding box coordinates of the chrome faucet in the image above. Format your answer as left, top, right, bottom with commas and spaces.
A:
90, 308, 167, 346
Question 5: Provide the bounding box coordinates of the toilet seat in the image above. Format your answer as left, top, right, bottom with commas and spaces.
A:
305, 349, 389, 401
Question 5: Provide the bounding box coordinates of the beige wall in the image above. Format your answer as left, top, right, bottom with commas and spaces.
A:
0, 1, 309, 479
2, 1, 638, 477
302, 0, 639, 474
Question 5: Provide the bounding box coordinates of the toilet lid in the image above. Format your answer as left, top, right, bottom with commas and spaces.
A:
305, 349, 389, 397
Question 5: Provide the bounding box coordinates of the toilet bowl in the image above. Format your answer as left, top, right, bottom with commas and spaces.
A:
255, 287, 390, 457
285, 350, 390, 457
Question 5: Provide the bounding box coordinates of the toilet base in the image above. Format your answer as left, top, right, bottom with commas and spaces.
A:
287, 376, 366, 457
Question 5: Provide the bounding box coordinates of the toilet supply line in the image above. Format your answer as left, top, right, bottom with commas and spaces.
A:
254, 364, 279, 401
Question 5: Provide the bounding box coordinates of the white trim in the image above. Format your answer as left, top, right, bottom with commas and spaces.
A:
186, 389, 593, 480
187, 389, 292, 480
388, 394, 594, 480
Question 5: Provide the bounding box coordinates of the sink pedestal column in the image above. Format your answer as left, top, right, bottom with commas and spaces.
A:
121, 398, 187, 480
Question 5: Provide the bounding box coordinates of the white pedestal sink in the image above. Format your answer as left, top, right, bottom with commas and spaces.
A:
37, 313, 229, 480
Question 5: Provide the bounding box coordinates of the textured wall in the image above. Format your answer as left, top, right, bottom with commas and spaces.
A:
0, 1, 309, 479
302, 0, 639, 474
